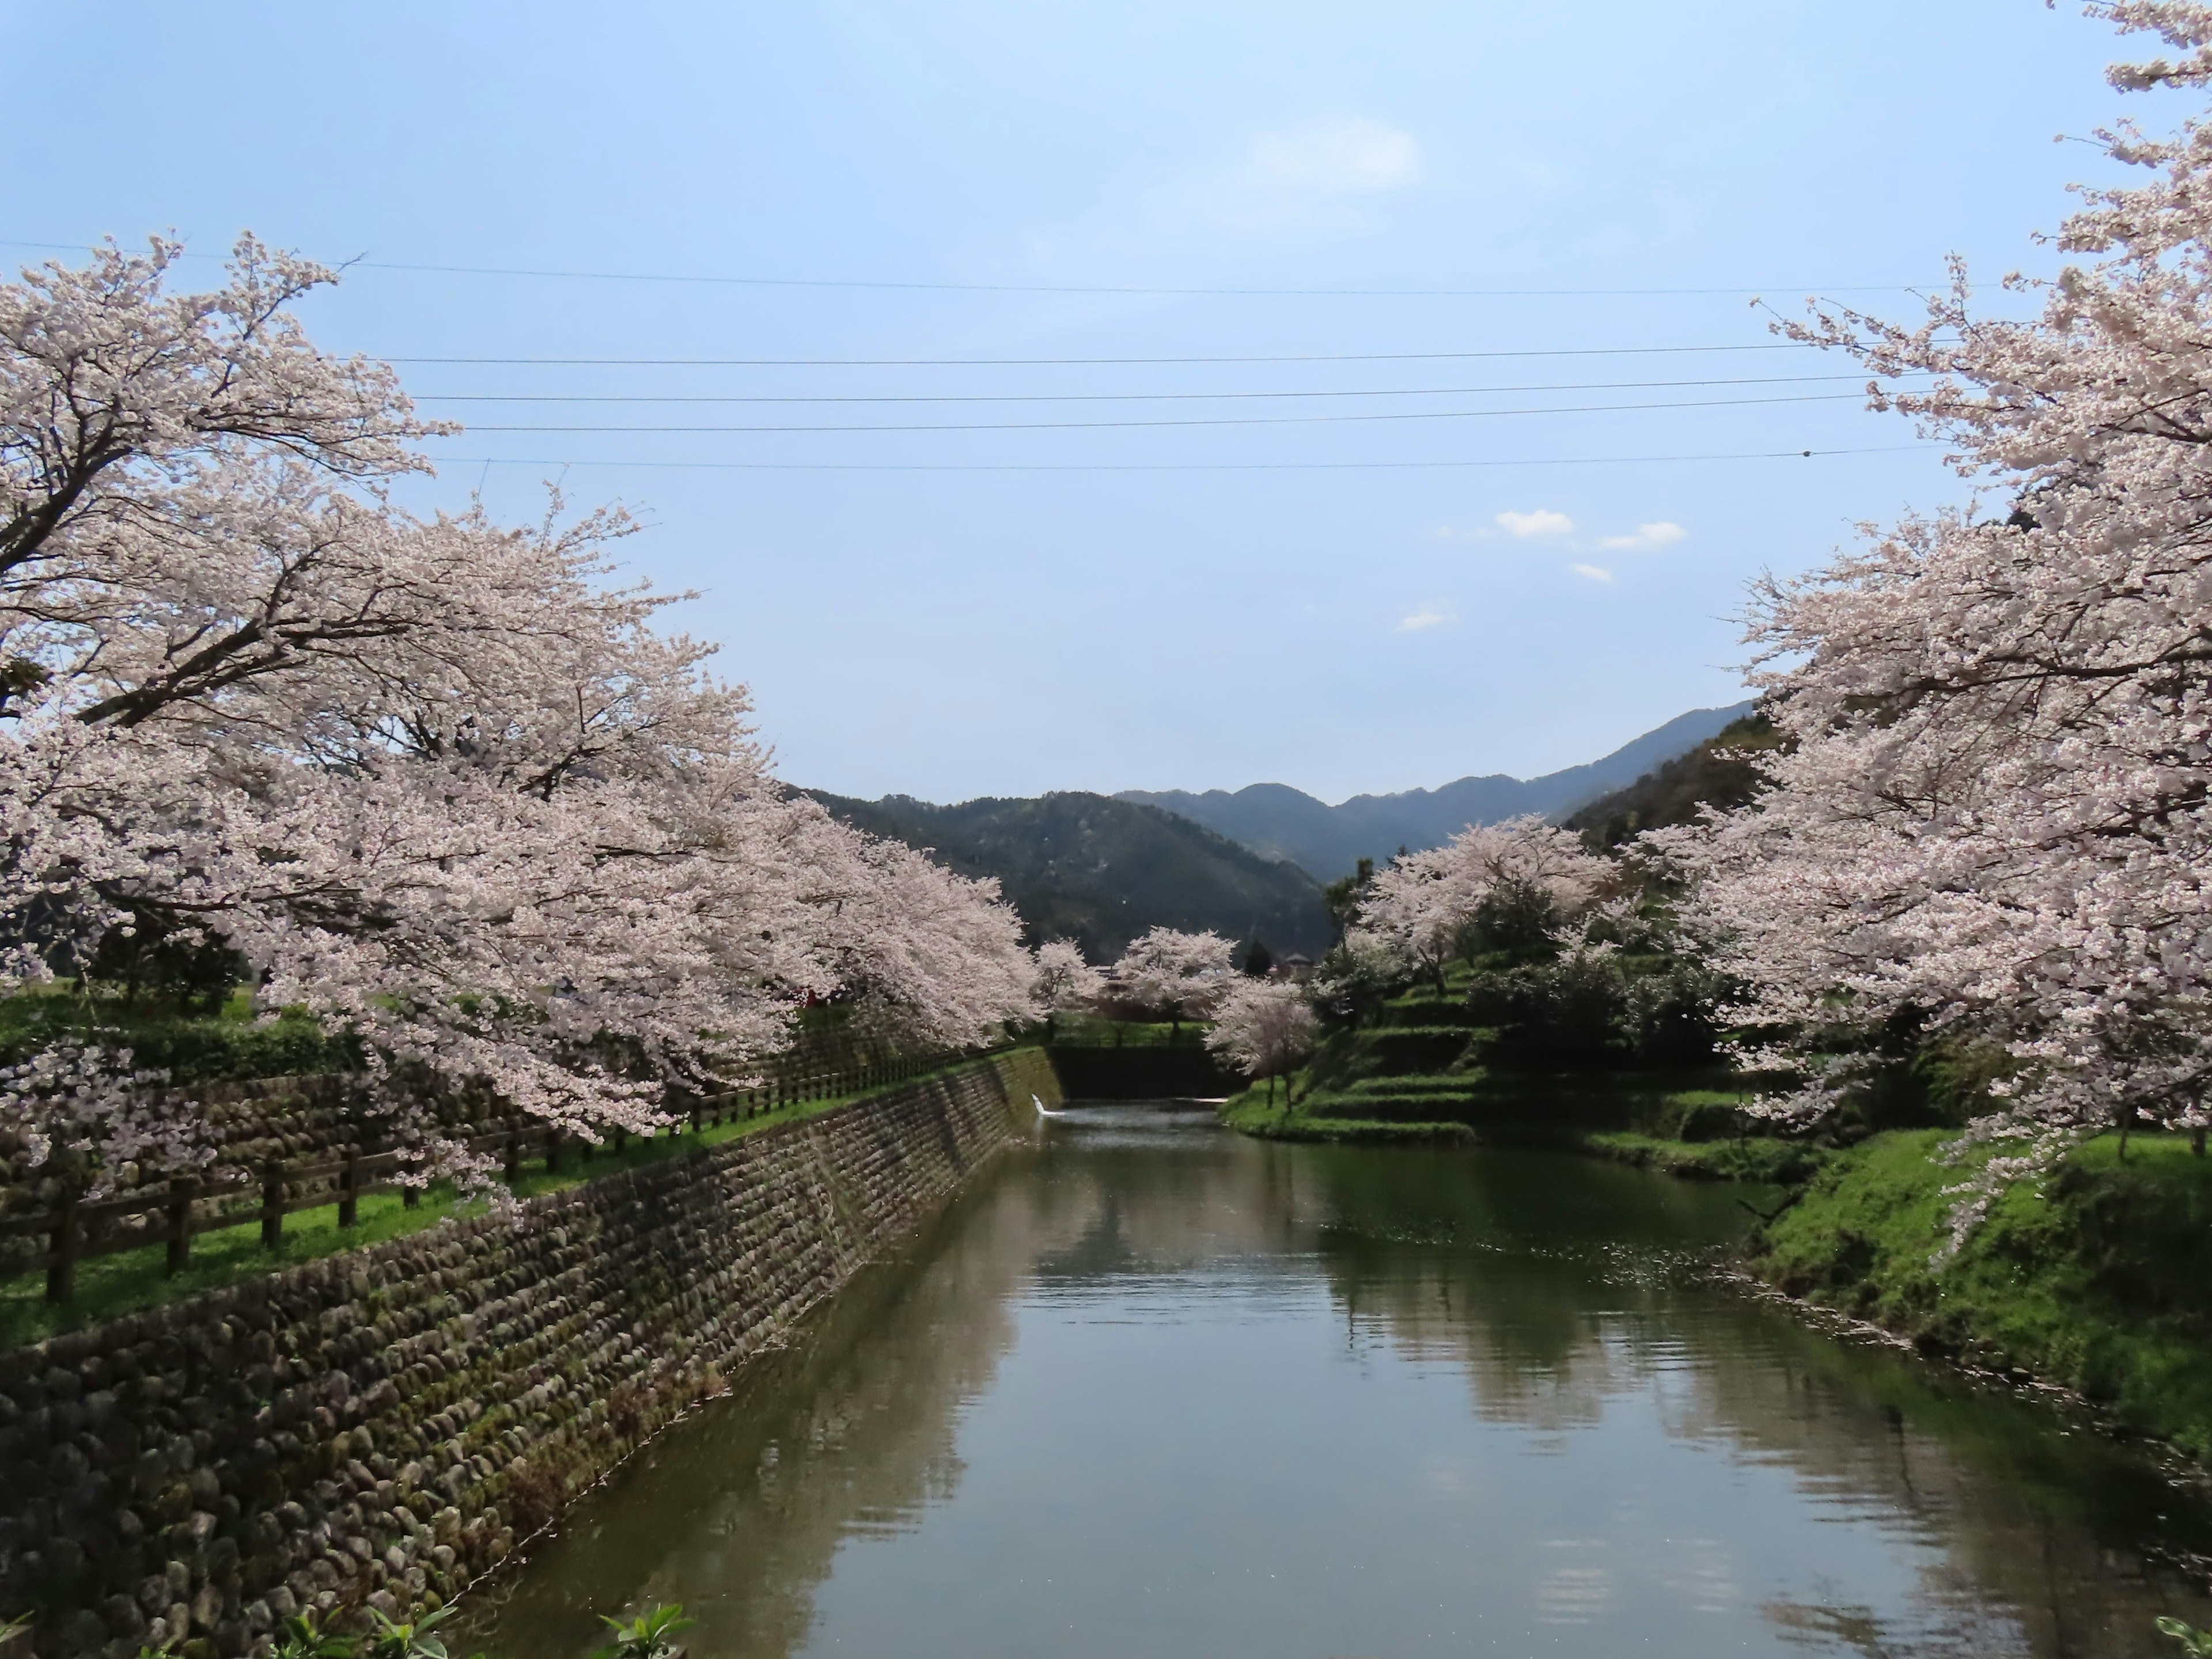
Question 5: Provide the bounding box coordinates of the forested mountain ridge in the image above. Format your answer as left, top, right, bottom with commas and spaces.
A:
804, 789, 1335, 961
1565, 711, 1781, 848
1118, 702, 1753, 880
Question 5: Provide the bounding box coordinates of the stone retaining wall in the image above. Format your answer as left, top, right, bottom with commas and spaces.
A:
0, 1049, 1058, 1659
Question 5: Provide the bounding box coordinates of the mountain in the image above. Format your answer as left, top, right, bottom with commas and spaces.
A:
1565, 709, 1781, 847
805, 789, 1335, 963
1117, 702, 1754, 880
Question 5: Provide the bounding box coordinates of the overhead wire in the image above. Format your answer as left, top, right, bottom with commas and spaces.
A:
440, 443, 1936, 473
354, 263, 1922, 297
447, 389, 1872, 434
410, 370, 1914, 407
388, 342, 1827, 367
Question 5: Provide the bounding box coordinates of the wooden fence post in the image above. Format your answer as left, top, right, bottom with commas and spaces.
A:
260, 1161, 285, 1250
338, 1148, 359, 1229
46, 1185, 79, 1304
402, 1179, 421, 1210
165, 1176, 196, 1276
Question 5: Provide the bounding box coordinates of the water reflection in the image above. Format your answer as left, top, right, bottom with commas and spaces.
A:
463, 1105, 2212, 1659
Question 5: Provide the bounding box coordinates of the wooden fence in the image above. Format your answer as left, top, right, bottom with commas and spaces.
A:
1, 1051, 956, 1304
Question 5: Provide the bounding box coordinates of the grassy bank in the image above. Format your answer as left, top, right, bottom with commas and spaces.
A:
0, 1053, 1000, 1350
1755, 1128, 2212, 1457
1216, 1073, 1810, 1173
1218, 1088, 1475, 1144
1580, 1129, 1826, 1183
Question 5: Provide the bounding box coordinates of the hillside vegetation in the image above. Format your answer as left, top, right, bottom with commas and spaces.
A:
807, 789, 1334, 960
1566, 711, 1781, 849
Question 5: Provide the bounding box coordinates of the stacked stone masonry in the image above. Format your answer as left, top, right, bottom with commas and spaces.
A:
0, 1049, 1058, 1659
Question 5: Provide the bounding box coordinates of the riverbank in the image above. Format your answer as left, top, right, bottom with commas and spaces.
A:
0, 1052, 1003, 1350
1219, 1098, 1810, 1174
0, 1053, 1052, 1659
1752, 1127, 2212, 1459
1217, 1090, 1474, 1143
1579, 1129, 1824, 1183
1215, 1077, 1809, 1173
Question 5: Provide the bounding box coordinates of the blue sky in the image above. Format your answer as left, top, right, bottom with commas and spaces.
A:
0, 2, 2177, 801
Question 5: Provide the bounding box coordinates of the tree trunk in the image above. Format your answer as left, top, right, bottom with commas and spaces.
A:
2194, 1123, 2206, 1159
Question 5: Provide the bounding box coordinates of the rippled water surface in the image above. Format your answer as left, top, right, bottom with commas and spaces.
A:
463, 1105, 2212, 1658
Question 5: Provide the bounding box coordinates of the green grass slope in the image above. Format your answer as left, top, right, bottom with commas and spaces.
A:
1219, 967, 1764, 1154
808, 788, 1334, 960
1756, 1129, 2212, 1456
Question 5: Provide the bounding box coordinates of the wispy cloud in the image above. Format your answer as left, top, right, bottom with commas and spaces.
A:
1496, 509, 1574, 538
1596, 521, 1687, 551
1398, 600, 1459, 631
1244, 118, 1423, 195
1186, 117, 1425, 233
1014, 117, 1423, 283
1570, 563, 1614, 584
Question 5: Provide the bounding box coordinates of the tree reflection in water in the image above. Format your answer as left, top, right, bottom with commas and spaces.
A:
463, 1108, 2212, 1659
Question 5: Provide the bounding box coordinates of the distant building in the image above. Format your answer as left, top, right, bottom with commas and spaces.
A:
1278, 953, 1314, 982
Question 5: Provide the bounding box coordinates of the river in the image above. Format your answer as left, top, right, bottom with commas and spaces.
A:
459, 1104, 2212, 1658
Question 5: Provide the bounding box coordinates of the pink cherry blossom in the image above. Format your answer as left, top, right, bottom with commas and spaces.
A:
1662, 2, 2212, 1241
0, 238, 1037, 1192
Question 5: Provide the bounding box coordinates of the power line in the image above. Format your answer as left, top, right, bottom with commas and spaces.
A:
448, 389, 1868, 435
412, 371, 1909, 407
442, 443, 1934, 474
0, 238, 1925, 299
390, 343, 1825, 368
342, 260, 1930, 299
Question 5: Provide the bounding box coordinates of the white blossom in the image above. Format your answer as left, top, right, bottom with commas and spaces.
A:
1110, 927, 1236, 1024
0, 238, 1036, 1190
1662, 2, 2212, 1240
1205, 978, 1319, 1090
1351, 816, 1612, 982
1032, 939, 1104, 1014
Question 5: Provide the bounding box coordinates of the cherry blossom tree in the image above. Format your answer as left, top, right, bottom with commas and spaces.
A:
1664, 1, 2212, 1238
0, 237, 1036, 1191
1031, 938, 1104, 1040
1110, 927, 1235, 1034
1352, 817, 1612, 987
1206, 978, 1319, 1105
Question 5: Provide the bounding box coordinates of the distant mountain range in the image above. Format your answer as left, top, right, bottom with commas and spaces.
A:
1117, 702, 1753, 880
802, 701, 1751, 963
805, 790, 1335, 962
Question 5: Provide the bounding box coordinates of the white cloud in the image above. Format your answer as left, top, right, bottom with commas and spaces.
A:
1177, 117, 1425, 234
1496, 509, 1574, 538
1244, 118, 1423, 195
1016, 117, 1421, 270
1397, 600, 1459, 631
1596, 521, 1687, 551
1570, 563, 1614, 584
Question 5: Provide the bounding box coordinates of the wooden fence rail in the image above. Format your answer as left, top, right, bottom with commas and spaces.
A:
2, 1050, 956, 1302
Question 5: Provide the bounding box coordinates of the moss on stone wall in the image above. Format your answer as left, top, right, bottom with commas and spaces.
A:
0, 1051, 1056, 1659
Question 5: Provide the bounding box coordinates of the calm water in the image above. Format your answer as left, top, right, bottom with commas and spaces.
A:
463, 1105, 2212, 1658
